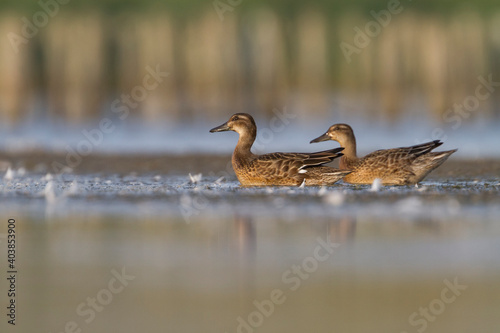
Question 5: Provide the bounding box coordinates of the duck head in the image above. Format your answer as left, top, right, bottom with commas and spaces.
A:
310, 123, 354, 144
210, 113, 256, 136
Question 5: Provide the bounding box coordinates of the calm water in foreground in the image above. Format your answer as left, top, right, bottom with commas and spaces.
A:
0, 162, 499, 333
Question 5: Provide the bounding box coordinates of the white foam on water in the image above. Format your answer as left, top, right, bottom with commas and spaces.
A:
44, 180, 58, 204
189, 173, 202, 184
16, 167, 26, 176
396, 196, 423, 215
317, 186, 328, 196
65, 181, 80, 196
3, 167, 15, 180
370, 178, 382, 192
43, 173, 53, 181
324, 190, 345, 206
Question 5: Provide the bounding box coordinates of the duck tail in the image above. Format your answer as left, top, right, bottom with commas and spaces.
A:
430, 149, 457, 163
415, 148, 457, 170
409, 148, 456, 183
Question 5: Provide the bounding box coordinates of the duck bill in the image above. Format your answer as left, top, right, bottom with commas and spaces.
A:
210, 122, 231, 133
310, 133, 330, 143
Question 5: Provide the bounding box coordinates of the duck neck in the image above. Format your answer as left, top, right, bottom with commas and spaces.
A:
234, 127, 256, 160
338, 134, 358, 168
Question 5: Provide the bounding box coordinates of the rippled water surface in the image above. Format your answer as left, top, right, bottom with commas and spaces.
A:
1, 160, 499, 333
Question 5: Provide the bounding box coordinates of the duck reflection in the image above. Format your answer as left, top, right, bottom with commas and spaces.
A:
234, 215, 256, 256
326, 216, 357, 244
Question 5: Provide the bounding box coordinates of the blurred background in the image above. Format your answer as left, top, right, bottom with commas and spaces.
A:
0, 0, 499, 156
2, 2, 500, 333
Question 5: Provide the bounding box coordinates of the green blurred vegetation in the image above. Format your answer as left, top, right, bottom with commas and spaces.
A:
1, 0, 499, 17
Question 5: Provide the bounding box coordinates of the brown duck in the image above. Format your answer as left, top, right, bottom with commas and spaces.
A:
210, 113, 351, 186
310, 123, 457, 185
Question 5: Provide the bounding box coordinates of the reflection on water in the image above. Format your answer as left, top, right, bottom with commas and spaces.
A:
327, 216, 357, 244
1, 169, 499, 332
1, 209, 499, 333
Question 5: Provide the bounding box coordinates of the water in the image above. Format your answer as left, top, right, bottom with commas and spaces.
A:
1, 117, 500, 158
1, 164, 499, 332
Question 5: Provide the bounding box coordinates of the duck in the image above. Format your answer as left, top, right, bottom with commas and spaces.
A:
310, 123, 457, 185
210, 113, 351, 186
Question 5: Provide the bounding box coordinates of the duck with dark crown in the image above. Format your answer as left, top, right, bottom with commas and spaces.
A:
310, 123, 457, 185
210, 113, 351, 186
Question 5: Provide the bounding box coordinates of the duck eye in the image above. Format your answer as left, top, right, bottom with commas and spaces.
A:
232, 116, 239, 121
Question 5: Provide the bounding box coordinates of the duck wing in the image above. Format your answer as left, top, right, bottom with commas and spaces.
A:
355, 140, 443, 181
252, 148, 344, 178
363, 140, 443, 163
405, 140, 443, 157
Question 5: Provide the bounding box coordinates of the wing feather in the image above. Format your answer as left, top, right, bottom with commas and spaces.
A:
252, 148, 344, 177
